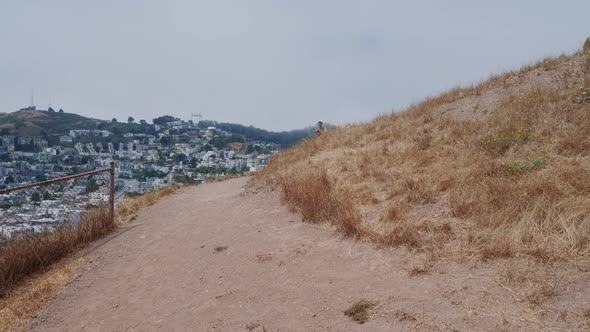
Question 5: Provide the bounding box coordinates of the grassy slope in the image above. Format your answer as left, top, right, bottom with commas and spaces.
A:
0, 111, 103, 137
261, 49, 590, 266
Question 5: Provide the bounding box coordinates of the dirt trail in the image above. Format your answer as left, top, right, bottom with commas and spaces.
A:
24, 178, 584, 331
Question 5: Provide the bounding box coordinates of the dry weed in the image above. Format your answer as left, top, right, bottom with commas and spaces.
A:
344, 299, 374, 324
0, 208, 113, 296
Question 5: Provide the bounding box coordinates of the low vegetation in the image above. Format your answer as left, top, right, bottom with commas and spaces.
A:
214, 245, 228, 252
344, 299, 374, 324
0, 208, 114, 296
0, 184, 182, 332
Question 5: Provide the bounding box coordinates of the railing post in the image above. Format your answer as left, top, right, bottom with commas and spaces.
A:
109, 161, 115, 226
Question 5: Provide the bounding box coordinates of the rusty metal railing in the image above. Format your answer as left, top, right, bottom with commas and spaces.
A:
0, 163, 116, 241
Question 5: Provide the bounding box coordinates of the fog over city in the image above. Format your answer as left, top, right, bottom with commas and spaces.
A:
1, 1, 588, 130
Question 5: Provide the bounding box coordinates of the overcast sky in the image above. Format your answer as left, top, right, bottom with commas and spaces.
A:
1, 1, 588, 131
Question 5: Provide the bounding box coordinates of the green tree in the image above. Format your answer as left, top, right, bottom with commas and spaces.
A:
160, 136, 171, 144
128, 116, 135, 124
200, 144, 213, 152
173, 154, 188, 163
153, 115, 179, 125
31, 192, 41, 202
189, 158, 198, 168
196, 166, 211, 174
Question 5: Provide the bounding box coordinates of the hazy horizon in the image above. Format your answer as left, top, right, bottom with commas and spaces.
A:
1, 1, 588, 131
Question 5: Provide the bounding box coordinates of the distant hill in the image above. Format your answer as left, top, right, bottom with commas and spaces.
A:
198, 120, 315, 147
0, 110, 103, 137
0, 110, 156, 146
0, 110, 314, 147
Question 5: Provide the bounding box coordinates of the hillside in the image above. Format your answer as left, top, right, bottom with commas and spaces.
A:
260, 44, 590, 309
0, 111, 313, 147
0, 110, 103, 137
198, 120, 315, 147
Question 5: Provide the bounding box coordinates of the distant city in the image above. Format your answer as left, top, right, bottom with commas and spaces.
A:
0, 105, 298, 240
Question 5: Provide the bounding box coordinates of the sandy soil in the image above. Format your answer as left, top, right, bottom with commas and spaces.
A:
24, 178, 588, 331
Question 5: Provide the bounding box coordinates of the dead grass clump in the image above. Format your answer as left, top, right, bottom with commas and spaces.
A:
401, 177, 435, 204
501, 261, 558, 306
245, 322, 261, 331
383, 203, 409, 223
214, 246, 228, 253
344, 299, 374, 324
375, 220, 422, 249
116, 184, 181, 225
256, 253, 272, 262
394, 309, 418, 322
0, 208, 113, 296
0, 257, 85, 332
526, 283, 557, 306
409, 264, 432, 276
269, 169, 364, 238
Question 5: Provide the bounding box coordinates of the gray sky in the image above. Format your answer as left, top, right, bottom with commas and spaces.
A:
1, 1, 588, 131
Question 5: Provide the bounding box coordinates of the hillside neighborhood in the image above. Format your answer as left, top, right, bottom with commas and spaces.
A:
0, 111, 285, 240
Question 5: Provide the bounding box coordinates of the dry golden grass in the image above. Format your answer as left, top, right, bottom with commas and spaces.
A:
115, 184, 181, 225
0, 257, 86, 331
269, 168, 365, 238
344, 299, 374, 324
0, 184, 183, 332
260, 50, 590, 267
499, 259, 567, 308
0, 208, 114, 296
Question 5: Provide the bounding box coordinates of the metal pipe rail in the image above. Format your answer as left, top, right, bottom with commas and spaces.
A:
0, 162, 116, 226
